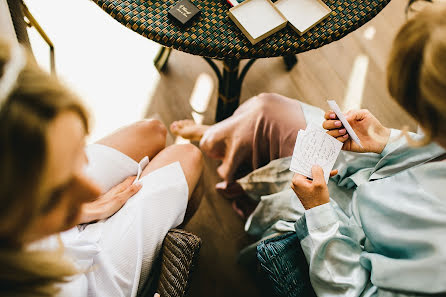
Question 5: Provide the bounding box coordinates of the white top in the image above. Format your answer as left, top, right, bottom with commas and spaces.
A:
33, 144, 189, 297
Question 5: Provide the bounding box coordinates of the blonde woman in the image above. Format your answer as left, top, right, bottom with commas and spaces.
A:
0, 39, 203, 296
172, 4, 446, 296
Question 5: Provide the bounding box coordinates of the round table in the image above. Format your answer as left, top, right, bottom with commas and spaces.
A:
92, 0, 390, 120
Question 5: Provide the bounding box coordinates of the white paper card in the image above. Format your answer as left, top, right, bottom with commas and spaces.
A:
327, 100, 363, 148
290, 123, 343, 183
275, 0, 330, 33
230, 0, 286, 39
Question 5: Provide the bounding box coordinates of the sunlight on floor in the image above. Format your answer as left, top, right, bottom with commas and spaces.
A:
342, 54, 369, 111
190, 72, 214, 124
25, 0, 161, 143
174, 72, 214, 144
363, 26, 376, 40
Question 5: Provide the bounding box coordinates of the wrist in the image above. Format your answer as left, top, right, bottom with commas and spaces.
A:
78, 207, 98, 224
374, 126, 391, 154
300, 197, 330, 210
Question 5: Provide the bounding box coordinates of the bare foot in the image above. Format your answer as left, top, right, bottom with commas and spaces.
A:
170, 120, 210, 141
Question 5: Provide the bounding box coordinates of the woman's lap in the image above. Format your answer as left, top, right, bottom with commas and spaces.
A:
238, 101, 326, 236
199, 94, 325, 182
79, 143, 188, 297
77, 96, 326, 295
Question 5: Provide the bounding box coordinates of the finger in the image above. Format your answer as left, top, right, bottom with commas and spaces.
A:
344, 109, 356, 117
291, 173, 309, 188
345, 110, 368, 124
330, 169, 338, 177
110, 183, 142, 215
336, 134, 349, 142
352, 109, 369, 121
154, 294, 160, 297
114, 176, 137, 193
119, 182, 142, 201
96, 182, 142, 221
322, 120, 343, 130
324, 110, 337, 120
311, 165, 325, 185
326, 128, 347, 138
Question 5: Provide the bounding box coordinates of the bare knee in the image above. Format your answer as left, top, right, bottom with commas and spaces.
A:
136, 119, 167, 138
257, 92, 277, 101
253, 93, 281, 111
139, 119, 167, 140
136, 119, 167, 150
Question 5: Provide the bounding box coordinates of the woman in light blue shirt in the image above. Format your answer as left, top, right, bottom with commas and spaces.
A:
248, 4, 446, 296
172, 3, 446, 296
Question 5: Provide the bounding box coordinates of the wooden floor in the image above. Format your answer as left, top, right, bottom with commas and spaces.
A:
144, 0, 416, 296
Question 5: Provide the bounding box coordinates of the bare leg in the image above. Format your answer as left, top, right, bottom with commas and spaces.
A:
96, 119, 167, 162
95, 119, 203, 224
140, 144, 204, 224
181, 93, 307, 182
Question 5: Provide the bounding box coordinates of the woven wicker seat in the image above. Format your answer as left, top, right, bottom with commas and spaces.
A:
138, 229, 202, 297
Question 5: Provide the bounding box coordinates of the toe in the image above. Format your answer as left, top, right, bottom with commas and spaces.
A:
170, 121, 180, 133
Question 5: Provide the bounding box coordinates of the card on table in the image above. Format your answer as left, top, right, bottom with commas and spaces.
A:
228, 0, 287, 45
289, 123, 343, 183
275, 0, 331, 35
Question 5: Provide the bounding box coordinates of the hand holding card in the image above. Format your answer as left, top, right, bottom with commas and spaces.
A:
289, 123, 343, 183
327, 100, 363, 148
324, 103, 392, 154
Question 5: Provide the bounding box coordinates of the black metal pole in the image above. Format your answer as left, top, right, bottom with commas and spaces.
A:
216, 58, 240, 122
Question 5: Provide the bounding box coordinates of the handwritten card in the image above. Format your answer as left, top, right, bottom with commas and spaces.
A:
290, 123, 343, 183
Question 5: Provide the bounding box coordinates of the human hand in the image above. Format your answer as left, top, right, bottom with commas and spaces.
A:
323, 109, 391, 154
79, 176, 142, 224
291, 166, 334, 210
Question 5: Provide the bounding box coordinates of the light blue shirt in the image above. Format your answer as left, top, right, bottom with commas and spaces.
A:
295, 129, 446, 296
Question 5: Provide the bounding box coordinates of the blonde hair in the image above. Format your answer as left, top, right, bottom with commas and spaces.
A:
0, 40, 89, 296
387, 4, 446, 146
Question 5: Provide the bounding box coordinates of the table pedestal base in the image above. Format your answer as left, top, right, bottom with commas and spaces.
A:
204, 58, 257, 122
154, 47, 298, 122
154, 47, 172, 72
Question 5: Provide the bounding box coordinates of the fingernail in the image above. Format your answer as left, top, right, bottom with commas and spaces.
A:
339, 129, 346, 134
335, 121, 342, 127
135, 181, 142, 187
343, 134, 349, 138
330, 113, 336, 119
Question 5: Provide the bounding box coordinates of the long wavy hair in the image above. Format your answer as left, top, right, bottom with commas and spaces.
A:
387, 4, 446, 146
0, 39, 89, 296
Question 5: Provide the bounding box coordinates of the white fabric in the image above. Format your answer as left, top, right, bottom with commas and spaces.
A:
58, 143, 188, 297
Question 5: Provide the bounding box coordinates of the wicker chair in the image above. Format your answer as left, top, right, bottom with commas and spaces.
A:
5, 2, 202, 296
138, 229, 202, 297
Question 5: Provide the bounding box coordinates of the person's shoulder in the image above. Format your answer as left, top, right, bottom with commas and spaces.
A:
408, 161, 446, 204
